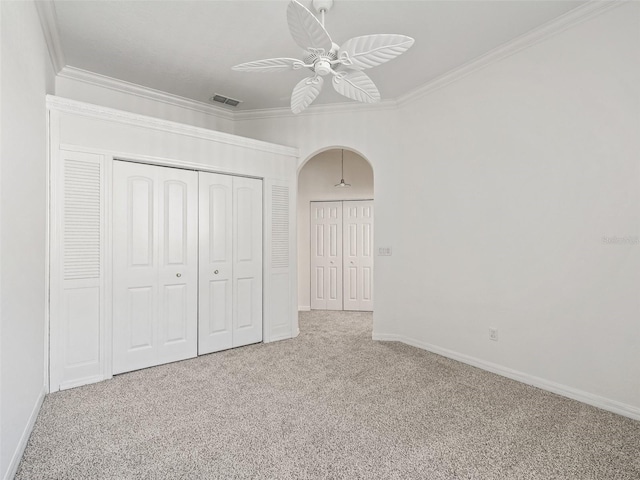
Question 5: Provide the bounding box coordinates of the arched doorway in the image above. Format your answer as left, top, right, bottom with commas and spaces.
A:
297, 148, 374, 311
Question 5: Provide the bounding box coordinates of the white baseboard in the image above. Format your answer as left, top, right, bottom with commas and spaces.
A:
3, 386, 46, 480
372, 332, 640, 421
298, 306, 311, 311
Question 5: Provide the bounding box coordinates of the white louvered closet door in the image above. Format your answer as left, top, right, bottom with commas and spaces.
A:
50, 150, 105, 391
198, 172, 263, 354
112, 161, 198, 374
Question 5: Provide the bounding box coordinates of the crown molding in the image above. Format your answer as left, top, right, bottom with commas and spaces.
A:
46, 95, 298, 158
396, 0, 624, 107
58, 66, 236, 122
233, 97, 398, 121
34, 0, 66, 73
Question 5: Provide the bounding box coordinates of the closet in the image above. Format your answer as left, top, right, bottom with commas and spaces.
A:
48, 96, 297, 392
310, 200, 373, 311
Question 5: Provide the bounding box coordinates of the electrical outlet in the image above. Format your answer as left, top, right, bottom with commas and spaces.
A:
489, 327, 498, 341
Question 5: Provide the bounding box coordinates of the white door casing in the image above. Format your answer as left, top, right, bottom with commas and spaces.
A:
343, 201, 374, 311
310, 202, 343, 310
112, 161, 198, 374
198, 172, 263, 354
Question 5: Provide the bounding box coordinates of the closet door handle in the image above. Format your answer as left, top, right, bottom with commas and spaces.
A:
214, 270, 219, 275
176, 273, 182, 278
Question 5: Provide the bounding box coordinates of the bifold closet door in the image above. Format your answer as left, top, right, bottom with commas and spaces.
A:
199, 172, 263, 354
343, 201, 374, 311
310, 202, 343, 310
112, 161, 198, 374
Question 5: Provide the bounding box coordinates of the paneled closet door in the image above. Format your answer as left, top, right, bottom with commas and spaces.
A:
232, 176, 263, 348
198, 172, 263, 354
112, 161, 198, 374
310, 202, 343, 310
343, 201, 374, 311
198, 172, 233, 354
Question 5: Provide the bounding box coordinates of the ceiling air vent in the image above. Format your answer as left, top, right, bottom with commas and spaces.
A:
210, 94, 242, 107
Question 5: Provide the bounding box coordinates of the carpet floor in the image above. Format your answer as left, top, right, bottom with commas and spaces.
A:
17, 311, 640, 479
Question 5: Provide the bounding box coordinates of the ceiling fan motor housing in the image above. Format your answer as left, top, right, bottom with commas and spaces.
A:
314, 59, 332, 76
304, 45, 339, 76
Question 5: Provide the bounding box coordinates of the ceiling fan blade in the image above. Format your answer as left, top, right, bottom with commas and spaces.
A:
332, 71, 380, 104
338, 34, 415, 71
287, 0, 332, 53
291, 75, 324, 114
232, 58, 306, 72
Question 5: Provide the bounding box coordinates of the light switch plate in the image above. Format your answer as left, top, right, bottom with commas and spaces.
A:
378, 247, 392, 256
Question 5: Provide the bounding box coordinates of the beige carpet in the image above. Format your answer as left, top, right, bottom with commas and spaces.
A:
17, 311, 640, 479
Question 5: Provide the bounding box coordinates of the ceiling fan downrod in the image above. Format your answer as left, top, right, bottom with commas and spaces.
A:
312, 0, 333, 26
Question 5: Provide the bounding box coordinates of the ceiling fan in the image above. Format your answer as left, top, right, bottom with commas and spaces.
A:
232, 0, 415, 114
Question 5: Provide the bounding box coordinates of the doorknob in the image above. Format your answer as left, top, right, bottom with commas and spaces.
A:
214, 270, 219, 275
350, 261, 354, 265
176, 273, 182, 277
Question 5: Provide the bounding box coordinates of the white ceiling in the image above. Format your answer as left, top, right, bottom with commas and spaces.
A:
52, 0, 587, 112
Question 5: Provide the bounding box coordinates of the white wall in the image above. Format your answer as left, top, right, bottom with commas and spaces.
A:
235, 3, 640, 416
0, 2, 54, 478
55, 72, 235, 135
390, 1, 640, 413
297, 150, 374, 309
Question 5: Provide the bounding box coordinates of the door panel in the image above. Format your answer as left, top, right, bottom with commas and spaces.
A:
158, 167, 198, 363
130, 178, 153, 266
232, 176, 263, 347
198, 172, 233, 354
113, 161, 198, 374
310, 202, 343, 310
163, 284, 187, 343
343, 201, 374, 311
127, 286, 154, 351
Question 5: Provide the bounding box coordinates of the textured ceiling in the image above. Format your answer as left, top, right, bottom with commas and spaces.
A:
53, 0, 587, 111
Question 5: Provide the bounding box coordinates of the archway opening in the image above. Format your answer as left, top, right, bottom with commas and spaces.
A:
297, 148, 374, 312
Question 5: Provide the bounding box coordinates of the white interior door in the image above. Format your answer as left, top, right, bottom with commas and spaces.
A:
232, 176, 263, 347
113, 161, 198, 374
310, 202, 343, 310
198, 172, 233, 354
199, 172, 263, 354
343, 201, 374, 311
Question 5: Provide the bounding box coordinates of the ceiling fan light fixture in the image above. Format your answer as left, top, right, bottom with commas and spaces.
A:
334, 149, 351, 188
